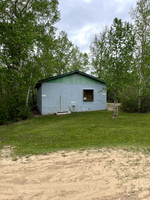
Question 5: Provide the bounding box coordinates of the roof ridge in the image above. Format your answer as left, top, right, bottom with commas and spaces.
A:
35, 70, 105, 88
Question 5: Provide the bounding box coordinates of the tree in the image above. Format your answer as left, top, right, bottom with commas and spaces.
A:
54, 31, 74, 74
107, 18, 135, 100
90, 18, 136, 116
52, 31, 89, 75
130, 0, 150, 111
69, 45, 89, 72
0, 0, 60, 70
0, 0, 60, 123
90, 27, 109, 80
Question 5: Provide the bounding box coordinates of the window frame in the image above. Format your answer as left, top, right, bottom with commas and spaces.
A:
83, 89, 94, 102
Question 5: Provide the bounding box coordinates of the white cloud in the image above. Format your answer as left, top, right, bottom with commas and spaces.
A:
71, 25, 93, 45
115, 0, 135, 3
69, 23, 103, 52
57, 0, 137, 52
114, 0, 137, 14
83, 0, 92, 3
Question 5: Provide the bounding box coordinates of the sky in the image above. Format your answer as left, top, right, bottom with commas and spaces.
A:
56, 0, 137, 52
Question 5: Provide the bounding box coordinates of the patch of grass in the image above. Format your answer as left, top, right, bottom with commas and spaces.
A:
0, 110, 150, 156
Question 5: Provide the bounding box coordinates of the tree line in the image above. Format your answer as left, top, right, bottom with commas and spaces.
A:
90, 0, 150, 115
0, 0, 88, 124
0, 0, 149, 124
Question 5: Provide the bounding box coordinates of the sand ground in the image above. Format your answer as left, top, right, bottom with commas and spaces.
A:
1, 147, 150, 200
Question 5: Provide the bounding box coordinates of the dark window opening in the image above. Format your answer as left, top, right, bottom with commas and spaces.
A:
83, 90, 94, 102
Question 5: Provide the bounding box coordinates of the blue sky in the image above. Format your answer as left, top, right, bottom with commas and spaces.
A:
56, 0, 137, 52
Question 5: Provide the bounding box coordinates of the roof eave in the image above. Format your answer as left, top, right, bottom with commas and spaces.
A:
35, 70, 106, 88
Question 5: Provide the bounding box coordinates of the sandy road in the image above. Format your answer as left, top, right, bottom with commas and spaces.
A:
1, 148, 150, 200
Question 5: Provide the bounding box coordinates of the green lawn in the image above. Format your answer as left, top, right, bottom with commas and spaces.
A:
0, 110, 150, 156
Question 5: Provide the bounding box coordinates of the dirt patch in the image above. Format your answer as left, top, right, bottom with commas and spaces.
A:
0, 145, 15, 159
1, 148, 150, 200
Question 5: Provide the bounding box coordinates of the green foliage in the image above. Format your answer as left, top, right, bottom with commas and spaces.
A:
0, 111, 150, 155
0, 1, 89, 124
52, 31, 89, 75
91, 1, 150, 113
0, 97, 30, 125
140, 90, 150, 113
130, 0, 150, 111
7, 90, 30, 121
120, 86, 139, 113
90, 27, 108, 80
0, 0, 60, 123
0, 0, 60, 71
120, 86, 150, 113
0, 98, 9, 125
0, 79, 30, 125
90, 18, 136, 101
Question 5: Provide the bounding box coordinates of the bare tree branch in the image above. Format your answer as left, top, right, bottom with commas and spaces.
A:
14, 0, 18, 16
20, 0, 31, 16
4, 11, 16, 23
9, 0, 18, 19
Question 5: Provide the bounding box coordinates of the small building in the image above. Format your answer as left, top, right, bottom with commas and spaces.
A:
35, 70, 107, 115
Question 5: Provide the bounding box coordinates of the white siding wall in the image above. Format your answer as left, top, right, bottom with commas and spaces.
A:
39, 82, 106, 115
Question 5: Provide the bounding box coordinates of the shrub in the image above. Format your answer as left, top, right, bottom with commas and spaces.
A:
0, 89, 30, 125
0, 97, 9, 124
140, 91, 150, 113
120, 86, 150, 113
120, 86, 139, 113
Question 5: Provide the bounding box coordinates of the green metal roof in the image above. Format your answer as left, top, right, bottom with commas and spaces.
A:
35, 70, 105, 88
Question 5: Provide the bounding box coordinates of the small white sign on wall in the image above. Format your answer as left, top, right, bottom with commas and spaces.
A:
71, 101, 76, 105
42, 94, 46, 97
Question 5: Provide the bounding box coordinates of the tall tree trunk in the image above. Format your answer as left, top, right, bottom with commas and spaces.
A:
113, 98, 118, 117
26, 85, 31, 106
26, 72, 32, 106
